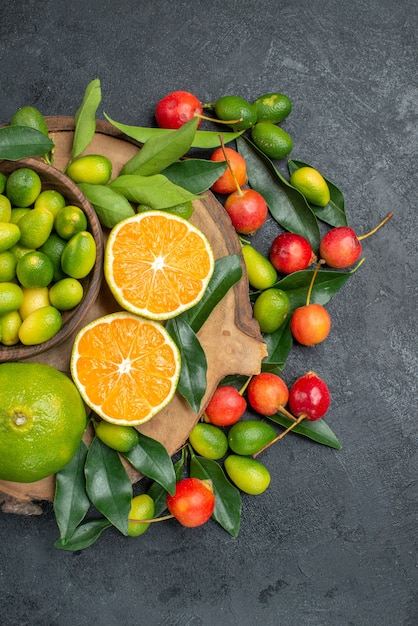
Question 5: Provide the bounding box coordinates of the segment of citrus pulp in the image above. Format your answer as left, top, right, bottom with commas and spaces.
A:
104, 211, 215, 320
70, 312, 181, 426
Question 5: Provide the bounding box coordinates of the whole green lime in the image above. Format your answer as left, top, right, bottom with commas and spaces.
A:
227, 420, 276, 456
128, 494, 155, 537
290, 166, 330, 206
241, 245, 278, 290
224, 455, 271, 495
5, 168, 42, 208
95, 420, 139, 453
18, 305, 62, 345
252, 288, 290, 334
188, 422, 228, 460
214, 95, 258, 131
251, 122, 293, 160
67, 154, 112, 185
0, 362, 86, 482
10, 105, 49, 137
253, 93, 293, 123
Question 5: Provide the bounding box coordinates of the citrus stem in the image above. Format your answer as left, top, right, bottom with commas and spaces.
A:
195, 113, 243, 125
129, 513, 174, 524
358, 212, 394, 240
219, 135, 244, 196
306, 259, 325, 306
253, 414, 308, 458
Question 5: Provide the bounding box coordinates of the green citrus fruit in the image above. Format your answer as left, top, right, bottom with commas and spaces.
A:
95, 420, 139, 453
252, 288, 291, 334
0, 250, 17, 282
10, 207, 30, 224
38, 232, 67, 281
10, 105, 49, 137
188, 422, 229, 460
0, 310, 22, 345
224, 455, 271, 495
16, 250, 54, 289
253, 93, 293, 123
18, 206, 54, 249
18, 305, 62, 345
10, 243, 34, 260
0, 173, 7, 195
241, 244, 278, 290
0, 194, 12, 222
251, 122, 293, 160
49, 277, 84, 311
227, 420, 276, 456
214, 95, 258, 131
0, 282, 23, 315
54, 205, 88, 240
61, 231, 96, 279
5, 168, 42, 208
128, 494, 155, 537
19, 286, 50, 320
289, 166, 330, 206
0, 222, 21, 253
0, 362, 86, 482
67, 154, 112, 185
34, 189, 66, 218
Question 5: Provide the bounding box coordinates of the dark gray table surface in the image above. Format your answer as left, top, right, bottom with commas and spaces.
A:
1, 1, 416, 625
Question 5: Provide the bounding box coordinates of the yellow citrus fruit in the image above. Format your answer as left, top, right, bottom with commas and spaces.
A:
241, 244, 277, 290
18, 206, 54, 248
38, 232, 67, 281
0, 194, 12, 222
49, 277, 83, 311
227, 420, 276, 456
0, 222, 20, 253
188, 422, 229, 460
290, 166, 330, 207
18, 305, 62, 345
251, 122, 293, 160
105, 211, 214, 320
128, 494, 155, 537
0, 173, 6, 194
224, 455, 271, 495
61, 231, 96, 279
95, 420, 139, 453
214, 95, 258, 131
71, 312, 181, 426
10, 207, 30, 224
0, 282, 23, 315
253, 93, 293, 123
5, 167, 42, 208
0, 362, 86, 482
19, 286, 50, 320
252, 288, 291, 334
10, 105, 49, 137
66, 154, 112, 185
0, 250, 17, 282
54, 205, 88, 240
0, 310, 22, 345
34, 189, 66, 218
16, 250, 54, 289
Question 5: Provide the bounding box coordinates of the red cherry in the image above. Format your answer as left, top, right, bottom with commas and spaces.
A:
319, 226, 362, 268
270, 232, 316, 274
290, 303, 331, 346
224, 188, 268, 235
247, 373, 289, 416
288, 371, 330, 421
204, 385, 247, 426
155, 90, 203, 129
166, 478, 215, 527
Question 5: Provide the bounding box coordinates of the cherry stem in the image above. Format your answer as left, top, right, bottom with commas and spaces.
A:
219, 135, 244, 196
277, 405, 298, 422
195, 113, 243, 125
358, 212, 394, 241
253, 414, 307, 458
129, 513, 174, 524
306, 259, 325, 306
239, 375, 252, 395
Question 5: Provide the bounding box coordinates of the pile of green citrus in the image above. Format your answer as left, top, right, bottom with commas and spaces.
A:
0, 167, 96, 347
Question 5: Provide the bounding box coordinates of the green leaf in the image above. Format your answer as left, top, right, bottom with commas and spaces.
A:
53, 440, 90, 543
148, 453, 186, 517
261, 317, 293, 374
84, 436, 132, 535
180, 255, 242, 333
72, 78, 102, 160
190, 455, 242, 537
104, 112, 244, 148
166, 316, 208, 413
162, 159, 227, 194
77, 182, 135, 228
0, 126, 54, 160
288, 159, 347, 227
266, 413, 342, 449
121, 118, 199, 176
237, 136, 320, 251
108, 173, 199, 209
124, 432, 176, 495
54, 518, 112, 551
274, 260, 364, 311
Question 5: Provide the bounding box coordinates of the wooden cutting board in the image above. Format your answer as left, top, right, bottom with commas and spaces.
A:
0, 117, 267, 513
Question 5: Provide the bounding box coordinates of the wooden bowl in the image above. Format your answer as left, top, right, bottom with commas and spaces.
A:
0, 157, 103, 362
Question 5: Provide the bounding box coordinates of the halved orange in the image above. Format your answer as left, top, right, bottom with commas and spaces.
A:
104, 211, 215, 320
70, 312, 181, 426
